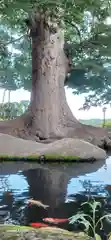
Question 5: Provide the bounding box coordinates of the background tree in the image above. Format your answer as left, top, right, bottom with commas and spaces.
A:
0, 100, 29, 120
0, 0, 111, 146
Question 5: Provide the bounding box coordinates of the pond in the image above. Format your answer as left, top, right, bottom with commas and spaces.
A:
0, 155, 111, 234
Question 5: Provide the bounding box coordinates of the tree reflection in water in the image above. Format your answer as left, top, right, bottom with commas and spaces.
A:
0, 163, 111, 233
23, 167, 69, 226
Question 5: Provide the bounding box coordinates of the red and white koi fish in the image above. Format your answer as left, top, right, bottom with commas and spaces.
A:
43, 218, 68, 224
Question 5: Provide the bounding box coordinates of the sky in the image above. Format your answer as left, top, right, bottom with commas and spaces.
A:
1, 87, 110, 120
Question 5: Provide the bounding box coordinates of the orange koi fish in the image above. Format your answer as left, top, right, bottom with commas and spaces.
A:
30, 222, 49, 228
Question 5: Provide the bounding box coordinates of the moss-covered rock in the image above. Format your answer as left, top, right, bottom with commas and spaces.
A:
0, 225, 90, 240
0, 133, 106, 162
0, 154, 80, 162
42, 138, 106, 161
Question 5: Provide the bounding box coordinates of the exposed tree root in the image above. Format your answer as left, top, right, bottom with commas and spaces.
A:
0, 116, 111, 150
67, 123, 111, 150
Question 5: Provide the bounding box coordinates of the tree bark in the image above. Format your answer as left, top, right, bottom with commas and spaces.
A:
24, 16, 79, 140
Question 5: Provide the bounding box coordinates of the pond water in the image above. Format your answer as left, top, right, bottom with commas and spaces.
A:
0, 155, 111, 234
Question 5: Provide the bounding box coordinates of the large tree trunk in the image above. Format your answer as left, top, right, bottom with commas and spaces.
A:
24, 15, 79, 140
0, 13, 110, 148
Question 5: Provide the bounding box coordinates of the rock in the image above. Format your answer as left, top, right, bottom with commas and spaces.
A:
0, 133, 46, 156
0, 226, 89, 240
0, 134, 106, 161
41, 138, 107, 161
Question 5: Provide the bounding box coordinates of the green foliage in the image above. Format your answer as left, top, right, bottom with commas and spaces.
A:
0, 100, 29, 120
80, 118, 111, 127
0, 0, 111, 107
104, 121, 111, 128
69, 200, 111, 240
80, 119, 104, 126
100, 120, 111, 128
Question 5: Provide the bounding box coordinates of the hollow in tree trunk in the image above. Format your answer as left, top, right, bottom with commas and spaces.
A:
0, 13, 110, 148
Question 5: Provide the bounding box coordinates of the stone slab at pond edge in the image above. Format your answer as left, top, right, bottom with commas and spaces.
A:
0, 225, 91, 240
0, 133, 107, 161
41, 138, 107, 161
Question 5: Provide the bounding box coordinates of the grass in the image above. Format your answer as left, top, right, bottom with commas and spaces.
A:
0, 154, 96, 163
